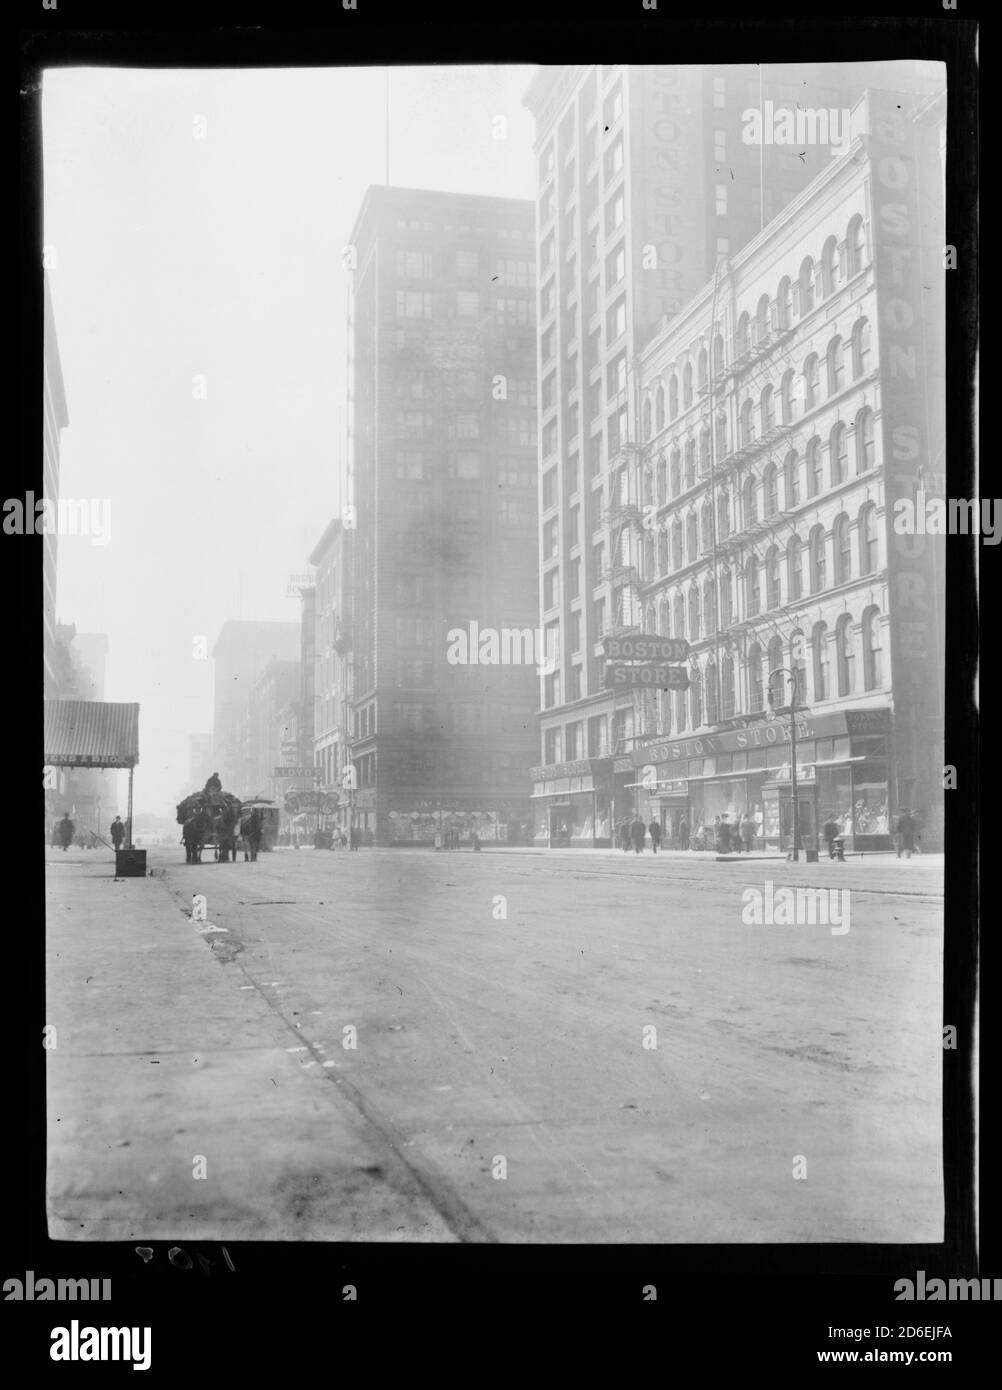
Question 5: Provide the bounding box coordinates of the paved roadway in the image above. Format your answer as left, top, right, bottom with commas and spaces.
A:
136, 843, 944, 1243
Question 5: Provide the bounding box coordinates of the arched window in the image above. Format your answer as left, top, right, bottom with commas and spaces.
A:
668, 374, 679, 419
673, 592, 685, 638
746, 555, 761, 615
717, 489, 730, 539
747, 642, 764, 712
697, 347, 708, 391
760, 383, 775, 432
830, 422, 849, 486
642, 466, 654, 506
657, 528, 669, 574
719, 566, 733, 626
700, 500, 712, 553
809, 524, 826, 593
812, 622, 829, 701
675, 687, 688, 733
855, 407, 875, 473
787, 534, 803, 600
688, 585, 701, 640
660, 597, 671, 636
836, 614, 855, 695
686, 511, 698, 562
807, 436, 823, 497
659, 688, 672, 737
689, 669, 702, 729
765, 544, 781, 608
756, 293, 771, 344
705, 660, 719, 724
715, 411, 728, 459
670, 446, 682, 494
764, 462, 779, 517
785, 450, 800, 508
858, 501, 878, 574
703, 577, 716, 630
682, 360, 693, 409
862, 606, 883, 690
780, 368, 795, 423
671, 520, 683, 570
644, 601, 656, 633
846, 214, 865, 277
740, 398, 756, 446
698, 425, 710, 474
684, 438, 696, 488
776, 276, 792, 329
744, 474, 758, 526
655, 384, 666, 431
821, 235, 839, 298
851, 317, 871, 377
767, 637, 784, 697
721, 655, 736, 719
657, 452, 667, 502
803, 353, 820, 411
642, 397, 652, 440
790, 630, 807, 704
827, 336, 845, 396
735, 311, 751, 357
799, 256, 815, 316
833, 512, 851, 584
713, 332, 725, 378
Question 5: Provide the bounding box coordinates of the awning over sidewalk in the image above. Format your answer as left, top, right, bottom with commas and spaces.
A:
44, 700, 140, 769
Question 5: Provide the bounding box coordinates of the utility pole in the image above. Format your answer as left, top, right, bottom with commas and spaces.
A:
768, 665, 803, 862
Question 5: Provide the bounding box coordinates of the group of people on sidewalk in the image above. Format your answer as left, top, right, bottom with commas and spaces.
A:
53, 812, 127, 852
616, 812, 758, 854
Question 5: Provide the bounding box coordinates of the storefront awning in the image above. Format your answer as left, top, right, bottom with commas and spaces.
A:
44, 700, 139, 769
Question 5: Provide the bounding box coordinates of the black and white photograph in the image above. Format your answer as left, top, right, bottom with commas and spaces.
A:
13, 3, 980, 1362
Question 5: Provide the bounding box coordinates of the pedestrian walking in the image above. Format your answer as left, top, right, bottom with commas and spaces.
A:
714, 815, 729, 853
678, 817, 689, 851
631, 815, 646, 854
648, 818, 661, 854
57, 813, 75, 851
472, 831, 481, 852
618, 818, 631, 852
110, 815, 126, 851
896, 809, 916, 859
350, 825, 360, 851
740, 813, 754, 853
822, 813, 840, 860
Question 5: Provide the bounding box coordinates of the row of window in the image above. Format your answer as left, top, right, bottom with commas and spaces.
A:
541, 607, 885, 741
641, 501, 881, 638
640, 214, 868, 425
643, 315, 872, 443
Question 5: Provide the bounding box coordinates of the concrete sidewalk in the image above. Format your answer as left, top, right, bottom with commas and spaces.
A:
44, 849, 455, 1241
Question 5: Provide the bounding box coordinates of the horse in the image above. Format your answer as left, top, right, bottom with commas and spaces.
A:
212, 804, 242, 862
182, 809, 210, 864
239, 808, 263, 862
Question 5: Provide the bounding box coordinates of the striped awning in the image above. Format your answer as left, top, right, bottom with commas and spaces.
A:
44, 700, 139, 768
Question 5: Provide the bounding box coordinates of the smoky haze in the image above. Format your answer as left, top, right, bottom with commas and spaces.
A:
42, 64, 537, 815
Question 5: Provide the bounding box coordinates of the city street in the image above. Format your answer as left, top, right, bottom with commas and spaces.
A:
46, 844, 944, 1244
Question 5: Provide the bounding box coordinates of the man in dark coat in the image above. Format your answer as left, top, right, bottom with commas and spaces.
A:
618, 819, 631, 852
58, 813, 74, 851
648, 818, 662, 854
822, 814, 840, 859
678, 817, 689, 851
631, 816, 646, 854
204, 771, 222, 797
717, 815, 732, 853
110, 815, 126, 850
896, 810, 916, 859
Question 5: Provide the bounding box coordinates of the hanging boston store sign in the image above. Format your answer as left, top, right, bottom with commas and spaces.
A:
603, 635, 690, 662
605, 664, 690, 689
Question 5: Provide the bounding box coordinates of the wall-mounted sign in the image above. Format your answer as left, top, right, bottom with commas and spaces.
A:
603, 635, 690, 662
605, 663, 690, 690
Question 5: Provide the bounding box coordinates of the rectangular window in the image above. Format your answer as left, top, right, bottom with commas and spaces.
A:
395, 249, 432, 279
603, 136, 624, 184
543, 568, 559, 610
715, 184, 727, 216
541, 466, 558, 511
456, 290, 480, 317
456, 249, 479, 277
567, 505, 580, 548
606, 295, 626, 342
394, 451, 423, 479
396, 290, 432, 318
605, 241, 626, 291
449, 452, 481, 479
607, 350, 627, 398
568, 609, 582, 653
542, 516, 559, 559
604, 189, 625, 236
541, 372, 556, 412
540, 278, 556, 319
542, 419, 558, 457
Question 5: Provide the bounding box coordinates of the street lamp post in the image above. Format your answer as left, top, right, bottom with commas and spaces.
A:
768, 665, 803, 862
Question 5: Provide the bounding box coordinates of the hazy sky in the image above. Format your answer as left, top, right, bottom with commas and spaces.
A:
43, 64, 538, 813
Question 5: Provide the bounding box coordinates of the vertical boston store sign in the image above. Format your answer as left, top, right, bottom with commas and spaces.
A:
869, 91, 945, 838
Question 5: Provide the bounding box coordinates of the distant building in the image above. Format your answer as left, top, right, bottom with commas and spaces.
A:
343, 185, 540, 845
211, 620, 300, 793
243, 658, 301, 801
309, 519, 353, 831
188, 732, 214, 793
